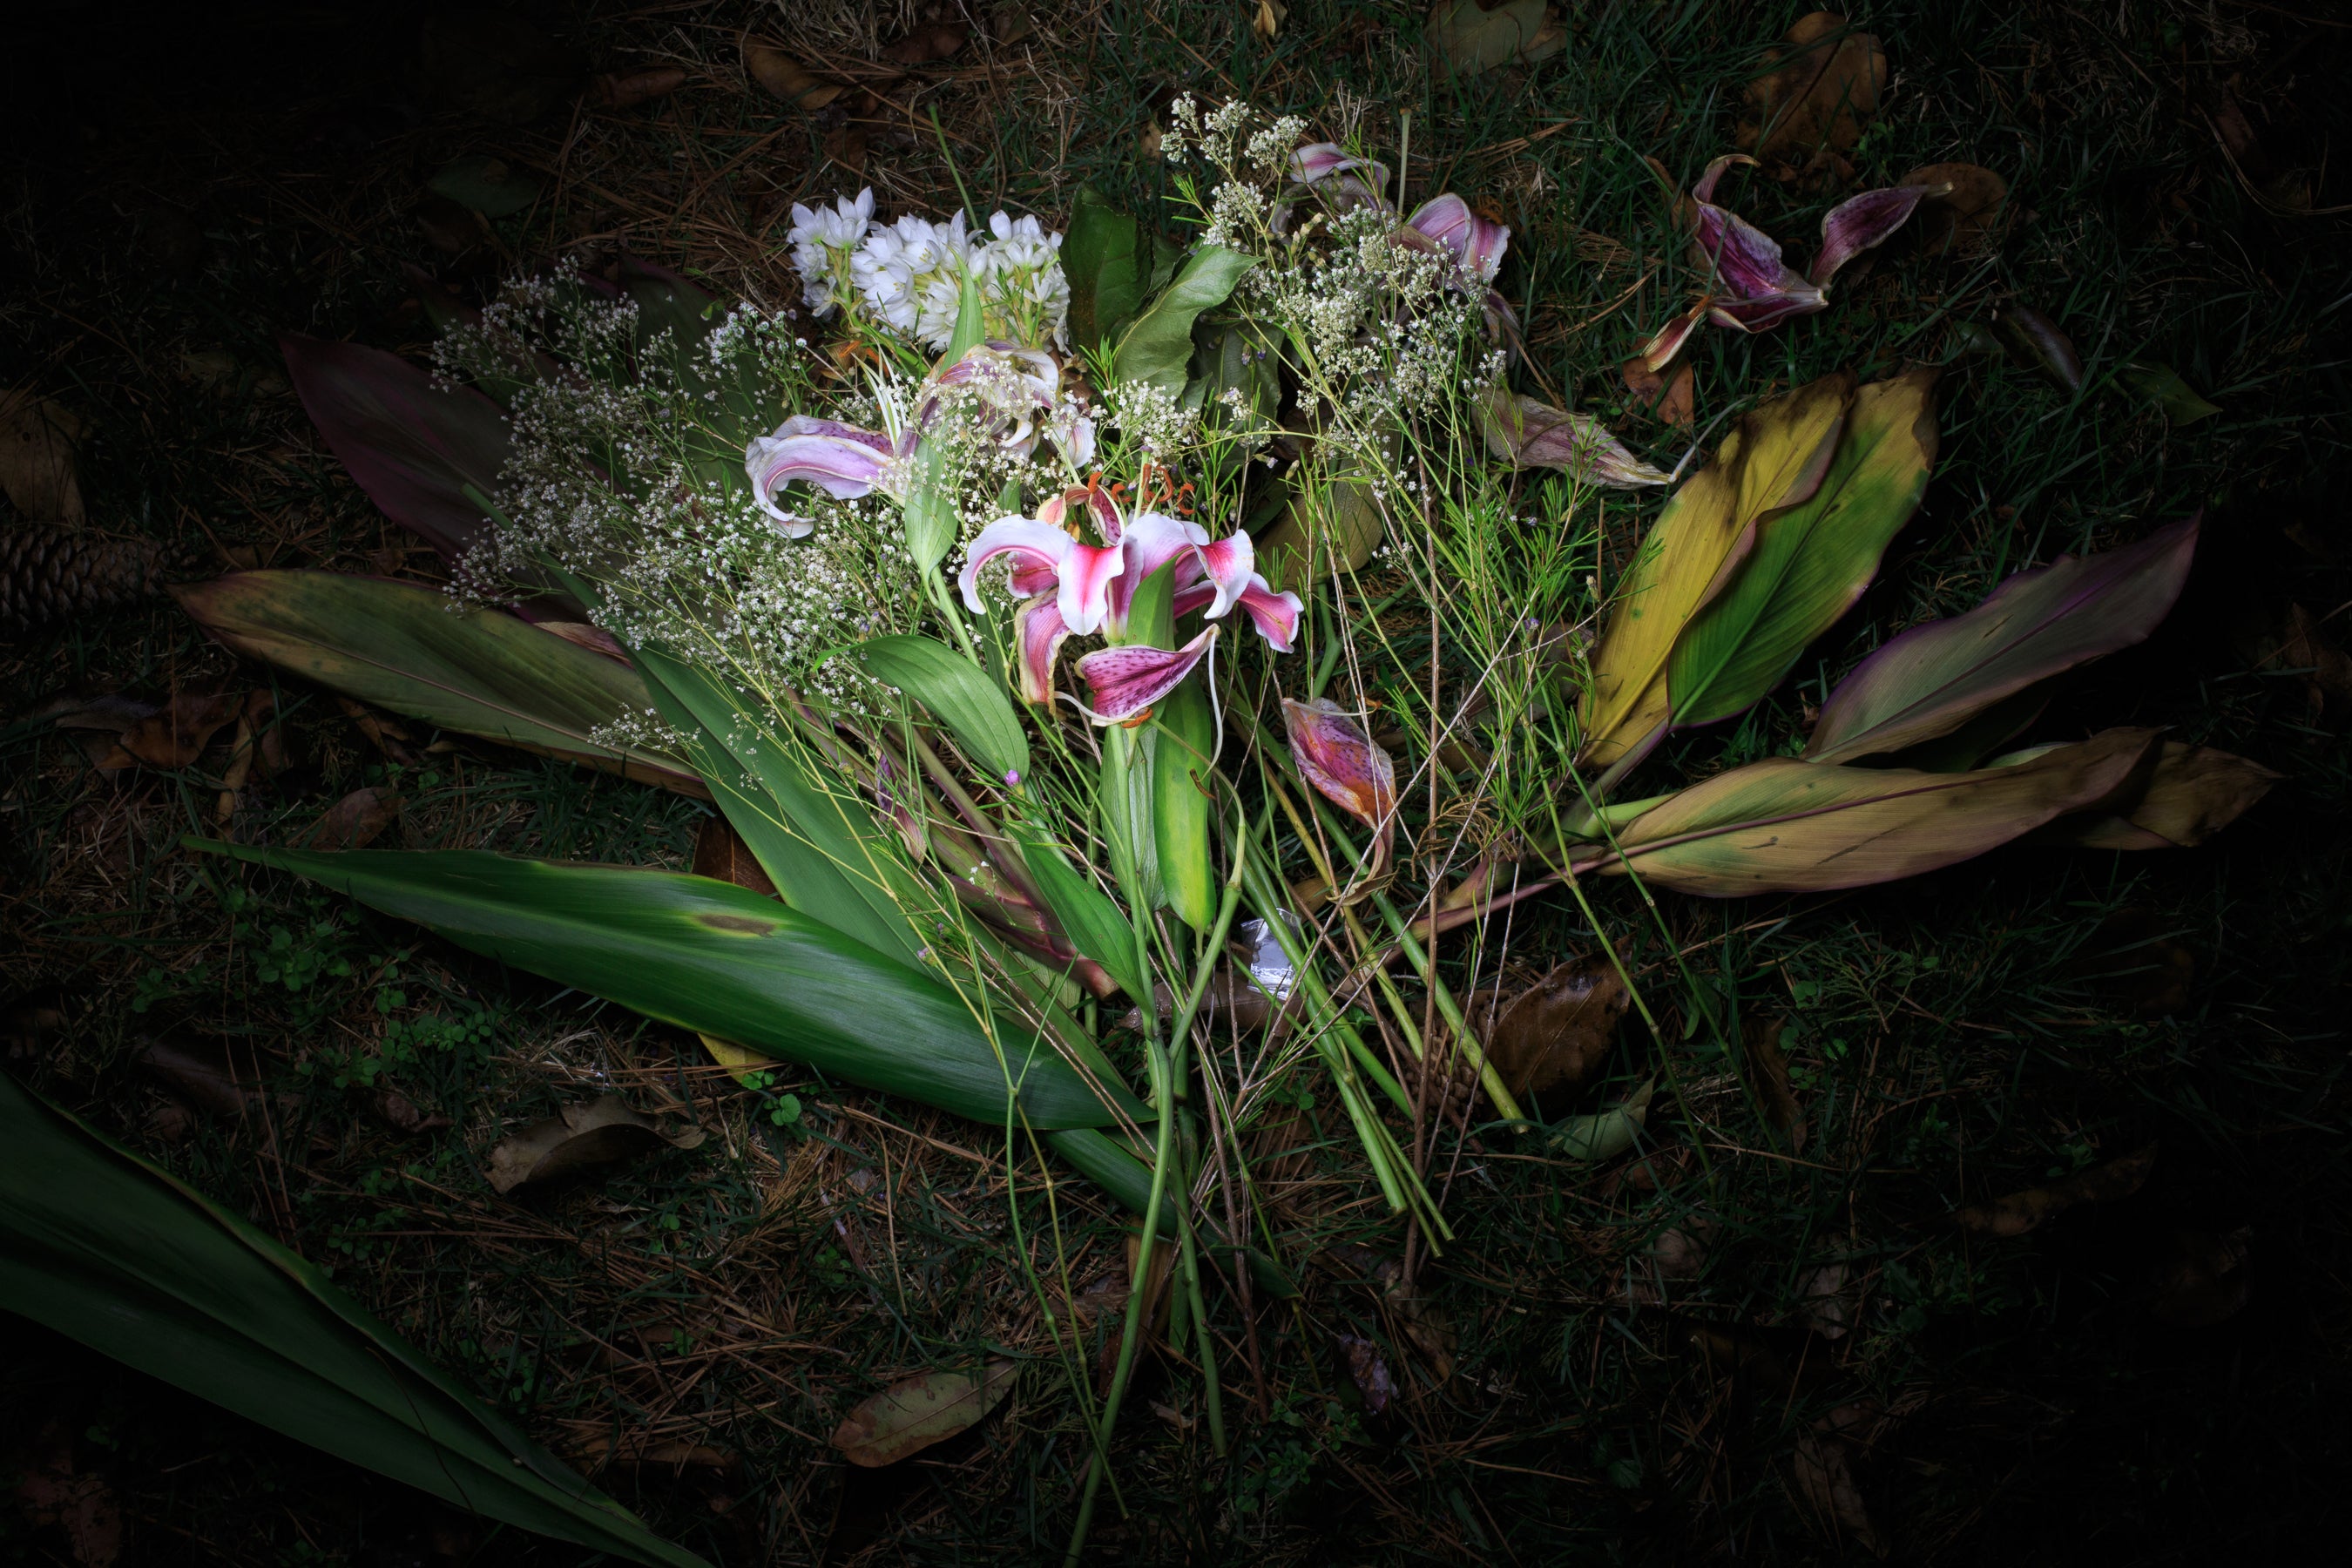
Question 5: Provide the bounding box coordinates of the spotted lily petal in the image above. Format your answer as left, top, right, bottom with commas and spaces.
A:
1809, 182, 1942, 286
1480, 390, 1673, 488
746, 416, 896, 533
1407, 193, 1511, 281
1011, 593, 1070, 706
1281, 697, 1397, 873
1638, 301, 1712, 371
1076, 626, 1218, 726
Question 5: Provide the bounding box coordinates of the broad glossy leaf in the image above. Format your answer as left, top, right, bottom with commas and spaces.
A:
1590, 727, 2159, 895
1151, 679, 1218, 929
1112, 246, 1255, 394
1062, 187, 1145, 353
171, 571, 701, 794
1578, 373, 1854, 768
1669, 369, 1937, 728
0, 1075, 706, 1568
280, 335, 512, 561
832, 1362, 1017, 1467
631, 645, 928, 968
1806, 516, 2199, 764
2020, 740, 2278, 849
855, 634, 1031, 781
188, 843, 1141, 1129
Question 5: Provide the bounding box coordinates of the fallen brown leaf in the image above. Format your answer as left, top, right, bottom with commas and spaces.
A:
1738, 13, 1888, 173
831, 1362, 1016, 1467
1468, 956, 1629, 1100
2261, 603, 2352, 718
1252, 0, 1288, 44
1990, 302, 2084, 393
308, 787, 403, 850
1794, 1260, 1857, 1340
138, 1032, 266, 1121
1621, 355, 1696, 429
2147, 1226, 2252, 1328
578, 1435, 739, 1473
1899, 162, 2010, 256
488, 1095, 704, 1195
2070, 909, 2193, 1017
376, 1085, 452, 1135
1427, 0, 1565, 78
1956, 1143, 2158, 1237
825, 123, 868, 176
1, 390, 86, 524
693, 814, 778, 896
337, 696, 418, 765
743, 37, 845, 111
112, 689, 244, 770
1792, 1406, 1888, 1556
418, 10, 582, 124
590, 65, 688, 111
879, 23, 970, 65
11, 1423, 123, 1568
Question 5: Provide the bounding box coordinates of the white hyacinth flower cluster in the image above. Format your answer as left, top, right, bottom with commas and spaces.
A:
786, 192, 1071, 352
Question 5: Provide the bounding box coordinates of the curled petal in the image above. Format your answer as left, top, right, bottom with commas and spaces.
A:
958, 516, 1075, 612
1076, 626, 1217, 727
1810, 182, 1942, 286
1105, 510, 1209, 633
1480, 390, 1673, 488
1639, 301, 1712, 371
1193, 531, 1257, 619
1689, 153, 1757, 206
1281, 697, 1397, 874
1011, 594, 1070, 706
1707, 288, 1826, 333
746, 416, 896, 526
1407, 193, 1511, 281
1693, 202, 1796, 301
1227, 577, 1305, 652
1291, 142, 1391, 197
1037, 482, 1122, 544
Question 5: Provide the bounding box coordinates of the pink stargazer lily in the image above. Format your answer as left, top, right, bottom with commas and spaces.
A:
1403, 193, 1511, 284
1636, 156, 1944, 371
1287, 141, 1393, 219
747, 342, 1091, 534
957, 487, 1303, 724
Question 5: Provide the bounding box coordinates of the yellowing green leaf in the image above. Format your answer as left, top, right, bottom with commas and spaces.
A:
1551, 1079, 1652, 1159
1578, 373, 1854, 769
2024, 740, 2279, 849
831, 1362, 1017, 1467
1668, 369, 1937, 729
1429, 0, 1565, 77
1588, 727, 2159, 896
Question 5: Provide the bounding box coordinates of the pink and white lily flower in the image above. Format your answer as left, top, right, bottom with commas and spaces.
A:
957, 487, 1303, 725
747, 342, 1092, 534
1286, 141, 1394, 220
1404, 193, 1511, 284
1637, 155, 1945, 371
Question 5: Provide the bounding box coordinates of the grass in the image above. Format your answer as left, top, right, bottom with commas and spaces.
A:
5, 0, 2351, 1563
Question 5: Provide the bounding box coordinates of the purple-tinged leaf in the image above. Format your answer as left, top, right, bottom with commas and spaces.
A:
280, 335, 512, 562
2024, 741, 2279, 850
1807, 515, 2200, 765
1808, 183, 1938, 285
1480, 390, 1672, 487
1281, 697, 1399, 875
1585, 727, 2161, 896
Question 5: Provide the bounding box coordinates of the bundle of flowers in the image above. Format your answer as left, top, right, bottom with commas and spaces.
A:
172, 95, 2274, 1547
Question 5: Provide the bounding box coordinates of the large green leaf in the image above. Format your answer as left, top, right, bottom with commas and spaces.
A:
1587, 727, 2159, 895
188, 844, 1144, 1128
1112, 246, 1256, 394
1805, 516, 2200, 764
0, 1073, 706, 1568
1668, 369, 1938, 728
855, 634, 1031, 782
1062, 187, 1146, 354
1578, 373, 1855, 769
1151, 679, 1219, 930
172, 571, 701, 794
630, 645, 928, 968
1018, 834, 1147, 1003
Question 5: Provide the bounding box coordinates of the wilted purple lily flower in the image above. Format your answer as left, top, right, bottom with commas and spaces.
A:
1286, 140, 1393, 219
1480, 389, 1673, 489
959, 487, 1301, 723
1639, 156, 1945, 366
1281, 697, 1398, 876
1405, 193, 1511, 283
747, 341, 1091, 533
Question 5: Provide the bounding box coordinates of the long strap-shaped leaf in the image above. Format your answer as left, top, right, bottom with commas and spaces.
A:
1578, 373, 1855, 768
1584, 727, 2159, 895
1668, 369, 1939, 728
280, 335, 513, 563
188, 842, 1143, 1128
1806, 516, 2200, 764
632, 645, 929, 969
172, 571, 701, 794
0, 1073, 707, 1568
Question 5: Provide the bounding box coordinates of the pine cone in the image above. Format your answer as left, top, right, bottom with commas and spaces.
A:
0, 524, 166, 637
